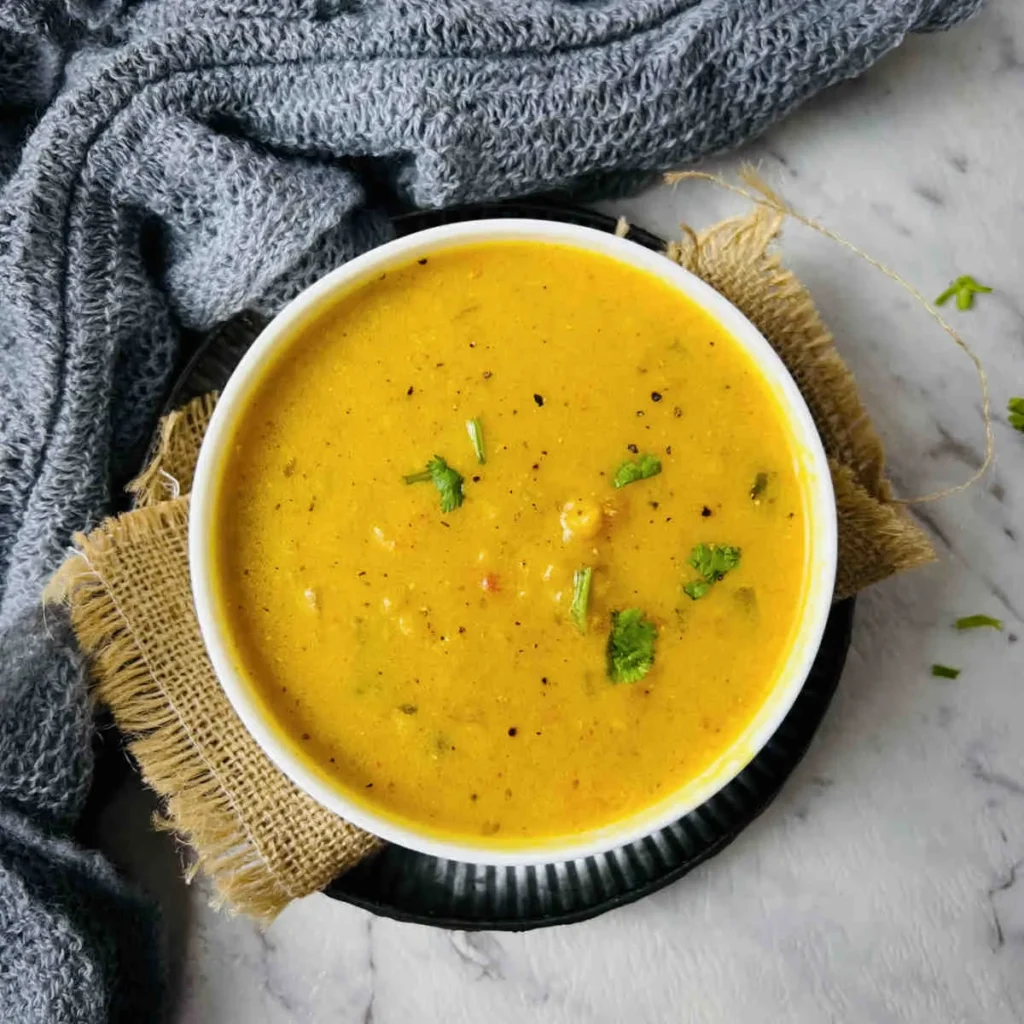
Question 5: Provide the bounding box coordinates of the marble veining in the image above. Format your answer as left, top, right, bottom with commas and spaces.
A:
97, 1, 1024, 1019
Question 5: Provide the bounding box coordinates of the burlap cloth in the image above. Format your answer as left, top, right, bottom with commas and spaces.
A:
46, 204, 935, 919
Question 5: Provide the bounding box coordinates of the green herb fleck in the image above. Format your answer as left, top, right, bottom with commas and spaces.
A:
750, 472, 770, 501
466, 417, 486, 464
403, 456, 465, 513
606, 608, 657, 683
570, 567, 593, 633
931, 664, 961, 680
690, 543, 741, 580
612, 453, 662, 489
954, 614, 1003, 631
1009, 397, 1024, 433
935, 275, 992, 311
683, 543, 742, 600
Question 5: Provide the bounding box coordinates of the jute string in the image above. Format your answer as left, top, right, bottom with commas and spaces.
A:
47, 181, 953, 918
664, 167, 994, 503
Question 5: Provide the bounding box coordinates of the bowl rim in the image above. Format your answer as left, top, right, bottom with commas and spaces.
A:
189, 218, 838, 866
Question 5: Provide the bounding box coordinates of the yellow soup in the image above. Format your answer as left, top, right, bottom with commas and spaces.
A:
211, 240, 810, 847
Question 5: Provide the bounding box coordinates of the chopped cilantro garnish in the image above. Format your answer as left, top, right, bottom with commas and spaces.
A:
750, 472, 769, 501
931, 664, 961, 679
612, 453, 662, 489
690, 543, 741, 580
403, 456, 464, 513
1009, 398, 1024, 433
466, 417, 486, 464
954, 614, 1003, 631
683, 579, 712, 601
683, 543, 742, 600
570, 567, 593, 633
935, 275, 992, 311
606, 608, 657, 683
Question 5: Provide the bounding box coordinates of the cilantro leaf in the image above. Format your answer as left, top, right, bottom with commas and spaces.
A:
935, 275, 992, 311
466, 417, 486, 464
683, 543, 742, 600
690, 543, 741, 580
1009, 397, 1024, 433
931, 664, 961, 679
612, 453, 662, 489
403, 456, 464, 513
750, 472, 770, 501
569, 567, 593, 633
606, 608, 657, 683
954, 614, 1003, 631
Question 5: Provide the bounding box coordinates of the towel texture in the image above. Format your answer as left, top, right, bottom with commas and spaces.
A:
0, 1, 980, 1020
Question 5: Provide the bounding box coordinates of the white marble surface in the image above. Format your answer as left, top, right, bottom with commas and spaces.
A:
101, 2, 1024, 1020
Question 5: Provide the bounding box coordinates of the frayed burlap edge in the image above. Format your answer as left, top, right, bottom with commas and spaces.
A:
48, 543, 293, 917
46, 498, 381, 921
128, 391, 218, 507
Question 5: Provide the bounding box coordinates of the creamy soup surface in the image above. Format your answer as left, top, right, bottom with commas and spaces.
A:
212, 240, 810, 845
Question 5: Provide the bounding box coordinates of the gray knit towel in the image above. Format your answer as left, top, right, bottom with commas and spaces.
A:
0, 2, 981, 1021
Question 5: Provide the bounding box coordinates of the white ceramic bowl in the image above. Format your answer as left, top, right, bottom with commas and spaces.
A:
190, 218, 837, 866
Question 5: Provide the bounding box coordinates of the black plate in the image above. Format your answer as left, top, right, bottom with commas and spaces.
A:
159, 201, 853, 931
